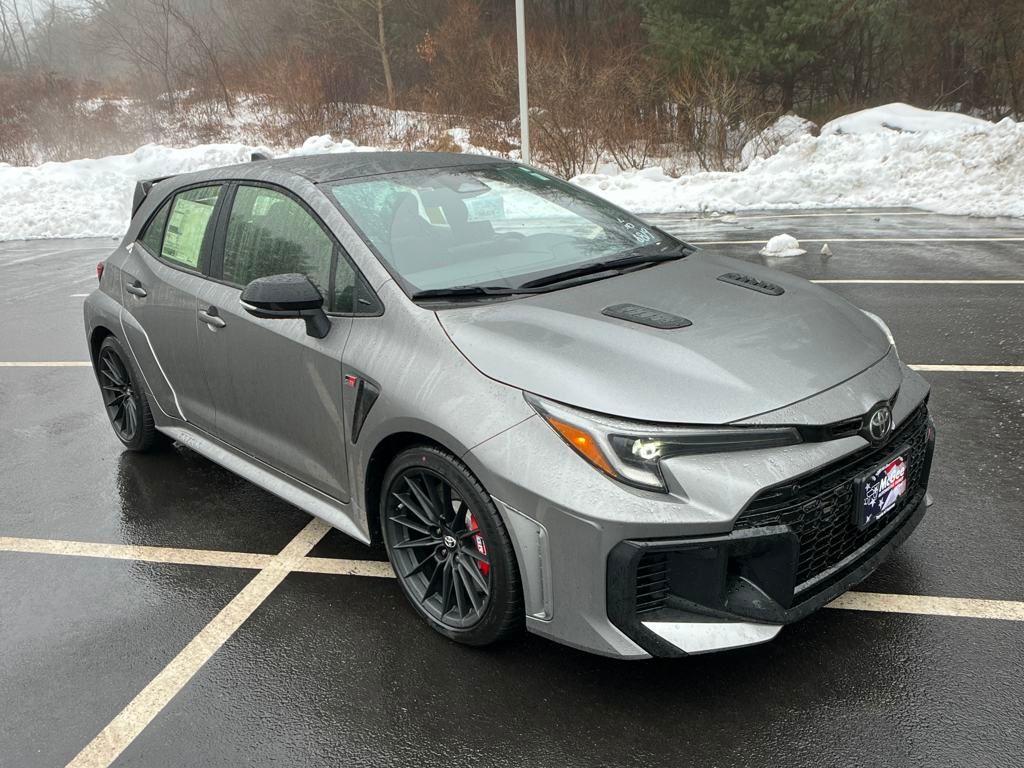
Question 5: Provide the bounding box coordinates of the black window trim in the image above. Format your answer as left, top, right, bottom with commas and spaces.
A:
134, 181, 227, 278
208, 179, 383, 318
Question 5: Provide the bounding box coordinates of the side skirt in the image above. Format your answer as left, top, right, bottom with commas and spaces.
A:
159, 423, 370, 545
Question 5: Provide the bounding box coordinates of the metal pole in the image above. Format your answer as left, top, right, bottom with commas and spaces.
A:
515, 0, 530, 164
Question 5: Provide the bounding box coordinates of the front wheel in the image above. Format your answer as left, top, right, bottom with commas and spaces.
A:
381, 445, 524, 646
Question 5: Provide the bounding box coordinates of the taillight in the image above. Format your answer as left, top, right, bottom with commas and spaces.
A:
96, 261, 105, 282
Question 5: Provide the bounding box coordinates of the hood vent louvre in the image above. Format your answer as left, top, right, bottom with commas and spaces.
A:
601, 303, 692, 330
718, 272, 785, 296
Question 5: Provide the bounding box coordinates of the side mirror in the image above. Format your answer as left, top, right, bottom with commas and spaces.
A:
240, 273, 331, 339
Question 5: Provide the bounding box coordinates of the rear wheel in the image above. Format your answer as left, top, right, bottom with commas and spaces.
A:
381, 445, 523, 645
96, 336, 166, 452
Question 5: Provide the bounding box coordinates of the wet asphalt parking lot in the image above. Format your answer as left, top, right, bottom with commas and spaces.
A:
1, 209, 1022, 768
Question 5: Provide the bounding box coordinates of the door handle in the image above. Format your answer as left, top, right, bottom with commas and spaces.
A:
125, 280, 147, 297
198, 306, 226, 329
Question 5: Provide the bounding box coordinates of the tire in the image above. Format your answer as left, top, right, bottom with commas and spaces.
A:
380, 445, 524, 646
96, 335, 167, 452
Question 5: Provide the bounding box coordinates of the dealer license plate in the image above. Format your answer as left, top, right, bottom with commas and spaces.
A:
853, 450, 909, 529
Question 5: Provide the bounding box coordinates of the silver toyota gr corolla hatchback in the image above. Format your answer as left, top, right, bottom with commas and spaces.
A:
84, 152, 935, 658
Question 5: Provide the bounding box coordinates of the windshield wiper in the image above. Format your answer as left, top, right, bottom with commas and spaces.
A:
411, 285, 532, 300
518, 245, 690, 291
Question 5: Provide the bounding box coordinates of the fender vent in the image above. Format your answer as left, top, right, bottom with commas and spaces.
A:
718, 272, 785, 296
602, 303, 692, 329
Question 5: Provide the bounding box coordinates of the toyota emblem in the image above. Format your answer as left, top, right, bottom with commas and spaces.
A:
867, 405, 893, 442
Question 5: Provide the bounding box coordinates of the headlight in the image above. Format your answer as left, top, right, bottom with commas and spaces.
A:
861, 309, 897, 351
525, 394, 802, 492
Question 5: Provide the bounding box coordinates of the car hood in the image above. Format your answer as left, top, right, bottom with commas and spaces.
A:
436, 253, 892, 424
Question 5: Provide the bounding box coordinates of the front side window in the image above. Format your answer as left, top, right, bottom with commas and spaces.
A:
326, 164, 675, 293
161, 186, 221, 269
222, 186, 333, 300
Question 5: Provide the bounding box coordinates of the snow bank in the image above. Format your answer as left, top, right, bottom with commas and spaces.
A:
820, 102, 992, 136
573, 115, 1024, 218
2, 104, 1023, 241
740, 114, 817, 168
0, 136, 371, 241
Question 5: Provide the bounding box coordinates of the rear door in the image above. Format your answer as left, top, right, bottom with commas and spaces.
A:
195, 182, 366, 502
120, 185, 223, 430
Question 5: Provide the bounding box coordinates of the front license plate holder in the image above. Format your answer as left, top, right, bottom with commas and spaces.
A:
853, 445, 911, 530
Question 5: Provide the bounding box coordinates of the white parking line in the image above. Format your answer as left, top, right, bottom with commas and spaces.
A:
692, 237, 1024, 244
909, 365, 1024, 373
811, 279, 1024, 285
7, 362, 1021, 372
706, 211, 940, 221
66, 517, 331, 768
0, 361, 91, 367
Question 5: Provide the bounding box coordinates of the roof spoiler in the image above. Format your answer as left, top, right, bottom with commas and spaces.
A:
132, 176, 172, 216
132, 152, 271, 216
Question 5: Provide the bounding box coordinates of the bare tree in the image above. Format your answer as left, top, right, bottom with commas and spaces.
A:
169, 0, 234, 115
84, 0, 181, 108
312, 0, 397, 107
0, 0, 33, 69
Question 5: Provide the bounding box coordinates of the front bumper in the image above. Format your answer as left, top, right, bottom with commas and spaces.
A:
608, 411, 936, 657
608, 490, 929, 657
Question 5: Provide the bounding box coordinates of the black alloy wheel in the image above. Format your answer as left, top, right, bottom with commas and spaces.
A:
98, 345, 140, 442
381, 446, 523, 645
96, 335, 166, 452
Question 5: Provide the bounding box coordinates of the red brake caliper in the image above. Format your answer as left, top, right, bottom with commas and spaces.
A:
465, 512, 490, 576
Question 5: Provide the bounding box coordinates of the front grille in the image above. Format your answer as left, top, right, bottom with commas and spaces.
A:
734, 403, 931, 588
634, 552, 670, 614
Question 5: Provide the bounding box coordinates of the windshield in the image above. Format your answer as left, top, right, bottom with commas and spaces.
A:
324, 164, 679, 294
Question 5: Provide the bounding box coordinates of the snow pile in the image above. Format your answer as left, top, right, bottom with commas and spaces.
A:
2, 103, 1024, 241
741, 114, 817, 167
820, 102, 992, 136
759, 234, 806, 257
573, 113, 1024, 218
0, 136, 373, 241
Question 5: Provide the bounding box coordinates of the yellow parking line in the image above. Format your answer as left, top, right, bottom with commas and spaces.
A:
0, 536, 272, 570
66, 518, 331, 768
828, 592, 1024, 621
296, 556, 395, 578
6, 533, 1022, 626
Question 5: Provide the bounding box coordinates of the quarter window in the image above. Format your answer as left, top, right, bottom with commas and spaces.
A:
161, 186, 221, 269
223, 186, 333, 300
139, 201, 170, 255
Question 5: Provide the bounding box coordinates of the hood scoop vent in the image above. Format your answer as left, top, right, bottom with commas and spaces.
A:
601, 303, 692, 330
718, 272, 785, 296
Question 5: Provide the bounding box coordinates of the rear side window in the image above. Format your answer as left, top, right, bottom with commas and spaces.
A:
139, 201, 169, 255
161, 186, 222, 269
222, 185, 333, 298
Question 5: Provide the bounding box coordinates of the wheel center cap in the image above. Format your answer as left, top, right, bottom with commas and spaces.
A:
442, 534, 457, 550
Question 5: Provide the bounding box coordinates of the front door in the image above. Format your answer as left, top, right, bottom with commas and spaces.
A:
196, 183, 354, 501
120, 185, 222, 430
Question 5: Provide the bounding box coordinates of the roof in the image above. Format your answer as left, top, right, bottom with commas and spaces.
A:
256, 151, 508, 183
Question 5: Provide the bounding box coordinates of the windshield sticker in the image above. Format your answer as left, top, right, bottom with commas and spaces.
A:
617, 218, 657, 245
